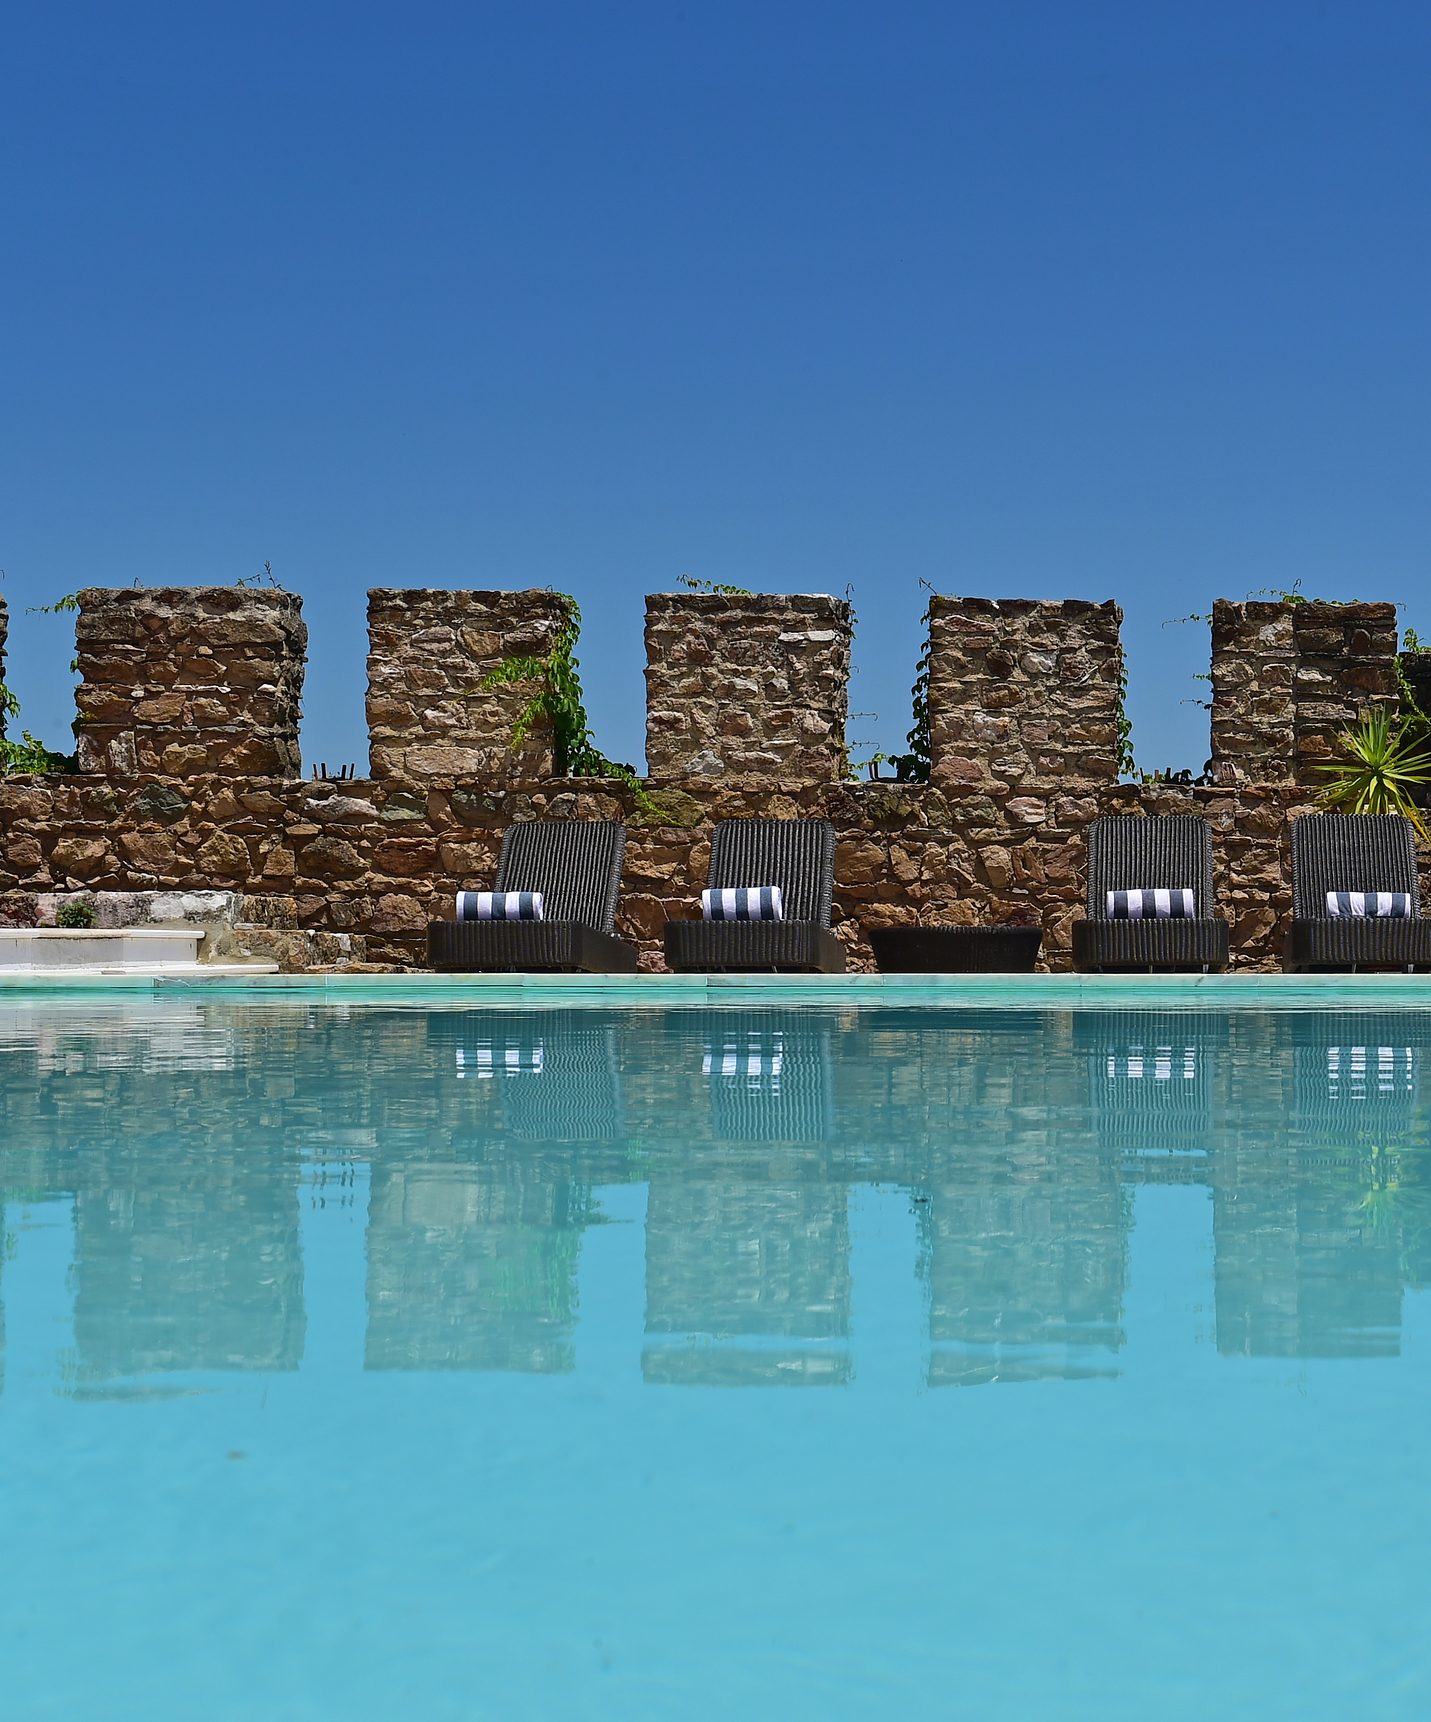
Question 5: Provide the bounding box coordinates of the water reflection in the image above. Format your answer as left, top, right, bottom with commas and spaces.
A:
643, 1182, 851, 1385
366, 1168, 589, 1373
72, 1154, 305, 1386
1, 1002, 1430, 1388
922, 1182, 1125, 1386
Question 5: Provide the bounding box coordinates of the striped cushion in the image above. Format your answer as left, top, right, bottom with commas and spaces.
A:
456, 891, 545, 922
1325, 891, 1412, 919
701, 886, 784, 921
1106, 888, 1196, 920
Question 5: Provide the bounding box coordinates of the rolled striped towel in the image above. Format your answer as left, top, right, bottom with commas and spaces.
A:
1106, 888, 1196, 920
1325, 891, 1411, 919
456, 891, 545, 921
701, 886, 784, 921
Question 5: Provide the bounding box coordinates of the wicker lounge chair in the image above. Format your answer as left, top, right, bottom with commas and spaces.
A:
1284, 814, 1431, 972
1071, 815, 1229, 973
664, 818, 847, 973
427, 819, 637, 973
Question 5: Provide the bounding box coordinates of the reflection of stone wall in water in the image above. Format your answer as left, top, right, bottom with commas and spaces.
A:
642, 1182, 851, 1386
922, 1185, 1127, 1386
71, 1164, 305, 1383
14, 1003, 1431, 1385
1211, 1014, 1428, 1359
364, 1166, 590, 1372
1213, 1186, 1406, 1359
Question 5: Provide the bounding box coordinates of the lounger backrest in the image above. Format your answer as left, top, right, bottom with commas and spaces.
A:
495, 820, 626, 932
707, 819, 836, 927
1290, 813, 1419, 919
1085, 816, 1215, 920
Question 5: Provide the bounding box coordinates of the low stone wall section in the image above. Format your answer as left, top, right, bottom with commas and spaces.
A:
74, 587, 306, 779
0, 768, 1363, 973
366, 589, 566, 781
644, 592, 852, 780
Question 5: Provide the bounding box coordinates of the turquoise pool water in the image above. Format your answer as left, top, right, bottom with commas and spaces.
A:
2, 997, 1429, 1719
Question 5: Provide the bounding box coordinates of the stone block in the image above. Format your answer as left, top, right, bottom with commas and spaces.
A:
644, 592, 852, 782
928, 597, 1122, 792
366, 589, 565, 781
1211, 597, 1399, 784
74, 587, 306, 783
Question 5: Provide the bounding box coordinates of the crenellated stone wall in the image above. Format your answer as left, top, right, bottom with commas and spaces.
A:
0, 580, 1421, 975
74, 588, 306, 780
1209, 600, 1398, 785
644, 592, 852, 781
366, 589, 567, 782
926, 597, 1123, 801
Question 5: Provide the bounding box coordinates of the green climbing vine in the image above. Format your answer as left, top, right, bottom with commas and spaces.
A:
1399, 627, 1431, 737
897, 602, 933, 781
676, 575, 753, 595
1115, 652, 1136, 778
477, 593, 656, 808
860, 595, 932, 781
0, 678, 77, 775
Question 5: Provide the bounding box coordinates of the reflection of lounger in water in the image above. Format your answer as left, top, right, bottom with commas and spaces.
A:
504, 1023, 624, 1142
455, 1043, 543, 1077
1075, 1011, 1224, 1158
702, 1012, 835, 1144
429, 1011, 626, 1140
1293, 1015, 1421, 1131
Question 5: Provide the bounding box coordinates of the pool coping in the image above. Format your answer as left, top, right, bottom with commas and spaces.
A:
1, 968, 1430, 1010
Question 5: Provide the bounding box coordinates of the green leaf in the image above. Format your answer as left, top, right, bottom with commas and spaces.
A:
1313, 708, 1431, 842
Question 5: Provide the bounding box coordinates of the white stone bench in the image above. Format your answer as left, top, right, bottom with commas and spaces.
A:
0, 928, 218, 973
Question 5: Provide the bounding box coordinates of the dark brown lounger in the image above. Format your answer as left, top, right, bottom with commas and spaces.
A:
427, 819, 637, 973
664, 818, 847, 973
1283, 813, 1431, 972
1071, 815, 1229, 973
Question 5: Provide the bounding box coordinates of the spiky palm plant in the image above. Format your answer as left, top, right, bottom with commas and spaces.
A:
1313, 708, 1431, 842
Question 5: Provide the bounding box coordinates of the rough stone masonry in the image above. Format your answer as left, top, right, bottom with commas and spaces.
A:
366, 588, 567, 782
644, 591, 852, 780
0, 583, 1423, 974
75, 587, 306, 780
927, 597, 1123, 804
1209, 599, 1399, 786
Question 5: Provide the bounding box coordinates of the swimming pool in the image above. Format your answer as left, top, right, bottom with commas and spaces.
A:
2, 995, 1428, 1718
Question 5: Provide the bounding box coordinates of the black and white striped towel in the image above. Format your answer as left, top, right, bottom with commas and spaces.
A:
456, 891, 546, 921
1325, 891, 1412, 919
1106, 889, 1196, 920
701, 886, 784, 921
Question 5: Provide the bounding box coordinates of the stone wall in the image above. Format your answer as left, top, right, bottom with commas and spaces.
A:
74, 587, 306, 780
1209, 600, 1398, 785
0, 580, 1420, 976
0, 767, 1379, 974
367, 589, 567, 782
644, 593, 852, 780
927, 598, 1123, 799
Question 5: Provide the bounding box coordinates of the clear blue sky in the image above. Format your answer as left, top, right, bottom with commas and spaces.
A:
4, 2, 1430, 778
